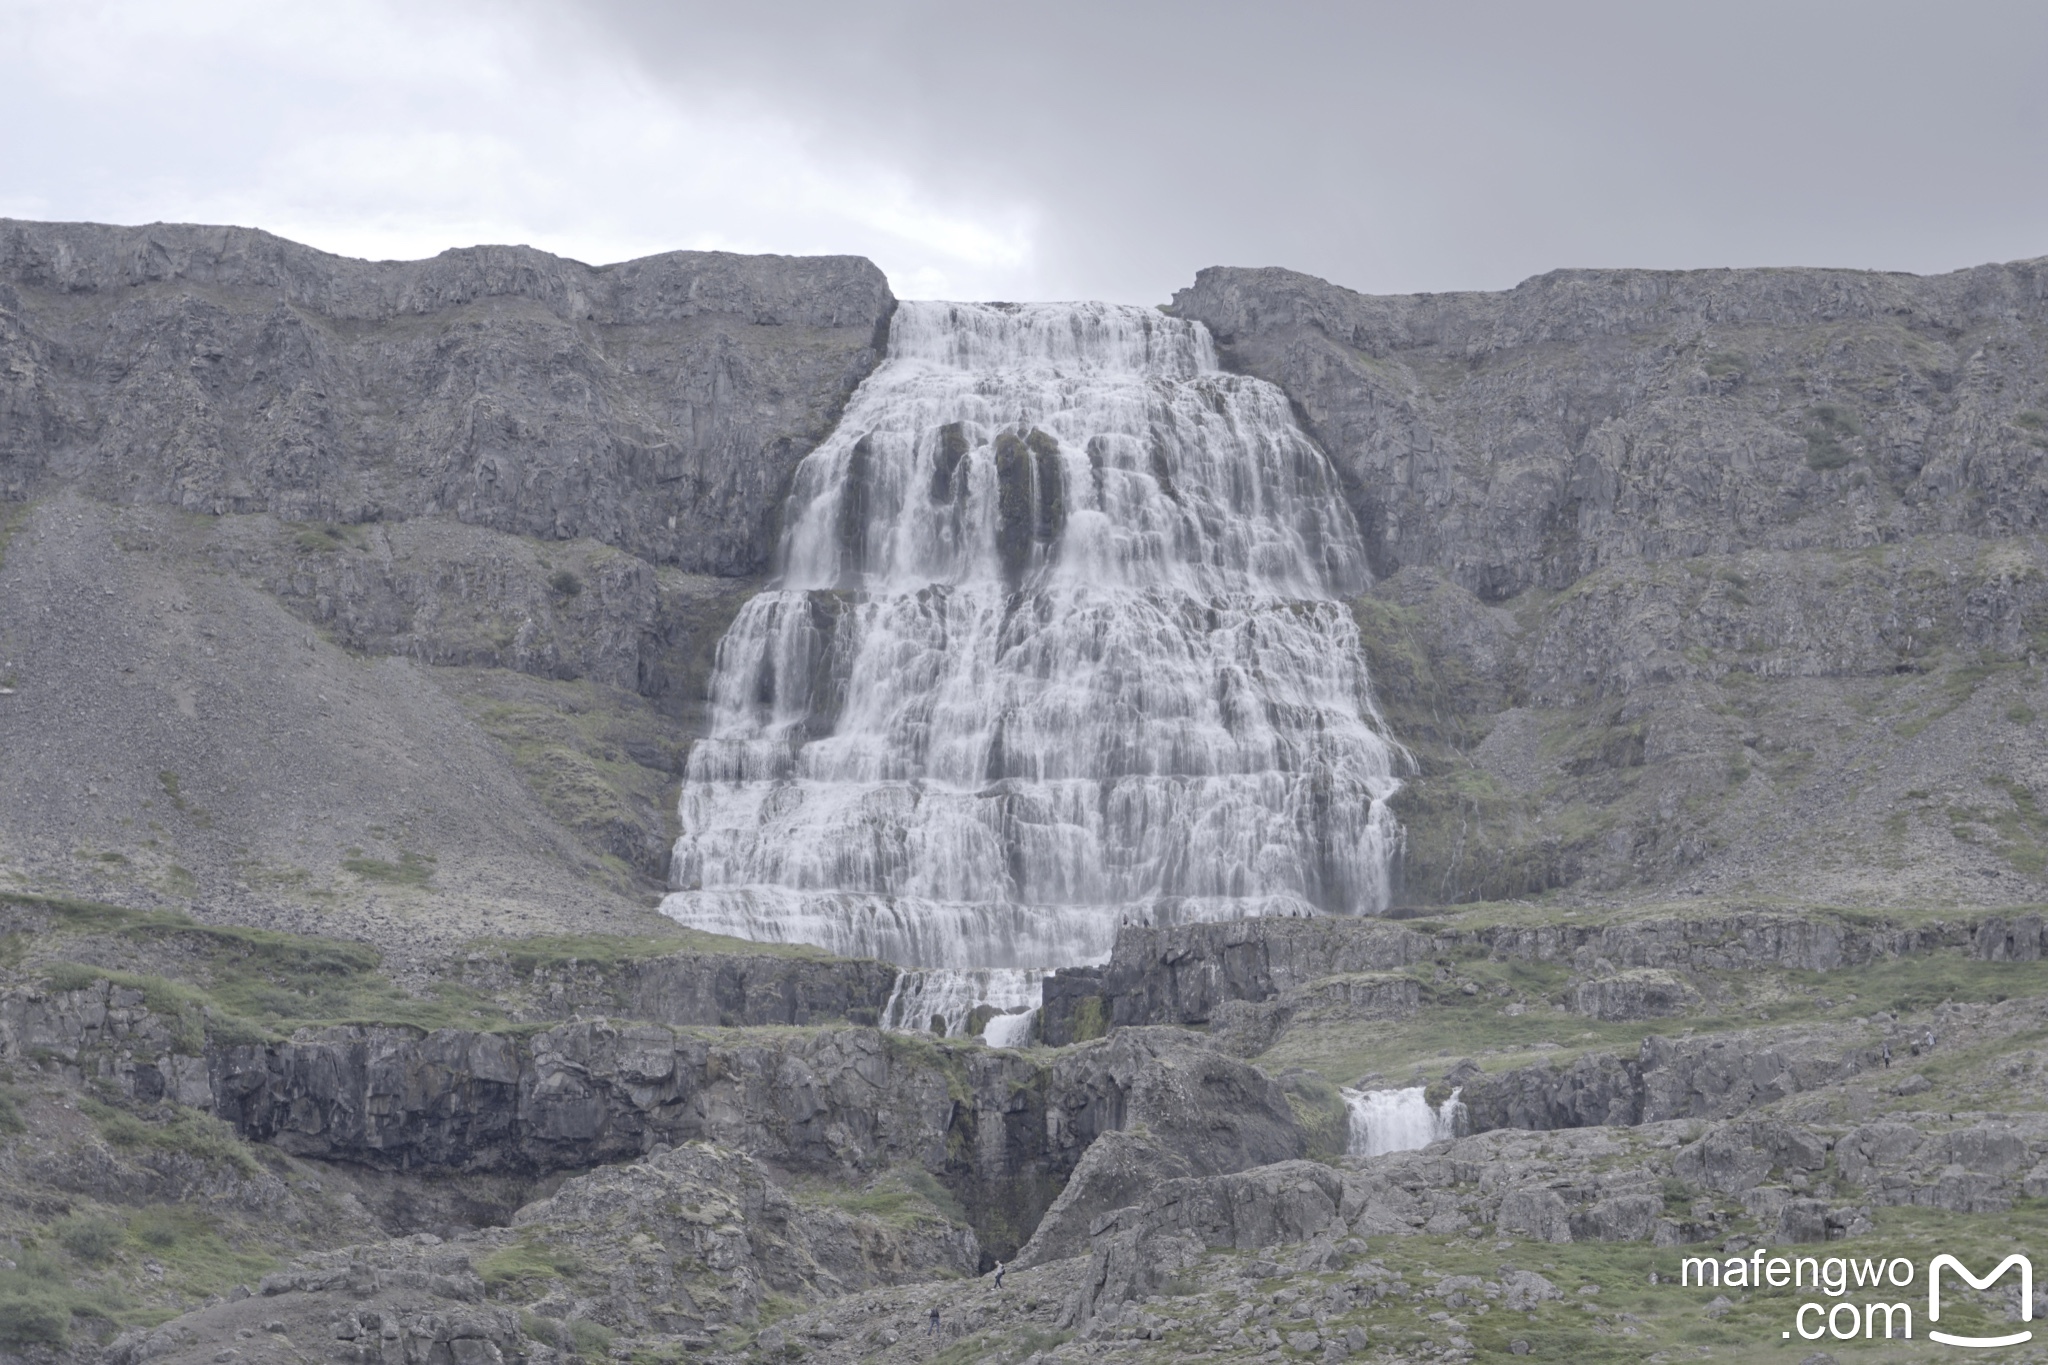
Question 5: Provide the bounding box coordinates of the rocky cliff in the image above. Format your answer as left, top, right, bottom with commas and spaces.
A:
0, 224, 892, 930
1175, 260, 2048, 597
0, 220, 893, 575
6, 226, 2048, 1363
1175, 261, 2048, 909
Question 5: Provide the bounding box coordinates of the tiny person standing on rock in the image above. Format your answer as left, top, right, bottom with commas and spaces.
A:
1882, 1040, 1891, 1069
928, 1305, 941, 1337
992, 1260, 1005, 1290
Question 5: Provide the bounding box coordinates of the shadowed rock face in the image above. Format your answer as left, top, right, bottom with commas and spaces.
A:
0, 988, 1297, 1265
0, 219, 895, 575
1174, 260, 2048, 601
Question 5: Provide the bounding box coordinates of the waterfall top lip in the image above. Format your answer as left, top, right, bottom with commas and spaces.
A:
886, 298, 1218, 378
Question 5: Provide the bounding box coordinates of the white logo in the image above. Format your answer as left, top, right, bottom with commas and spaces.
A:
1928, 1253, 2033, 1350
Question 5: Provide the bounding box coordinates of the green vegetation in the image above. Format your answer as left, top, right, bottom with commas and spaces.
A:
1128, 1201, 2048, 1364
2, 891, 515, 1038
155, 770, 212, 827
931, 1325, 1068, 1364
82, 1100, 262, 1176
454, 680, 683, 894
797, 1167, 970, 1229
1249, 904, 2048, 1090
1894, 653, 2021, 739
480, 1237, 585, 1299
1702, 351, 1747, 380
291, 522, 352, 553
480, 928, 831, 975
1065, 994, 1108, 1043
0, 1249, 122, 1349
517, 1311, 614, 1358
1804, 402, 1862, 471
56, 1217, 123, 1264
1280, 1071, 1351, 1160
1942, 777, 2048, 877
340, 849, 436, 887
0, 500, 30, 577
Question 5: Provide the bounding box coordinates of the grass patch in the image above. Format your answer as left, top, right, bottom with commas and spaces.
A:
3, 892, 516, 1038
480, 929, 831, 974
154, 770, 212, 827
0, 500, 30, 577
1129, 1203, 2048, 1365
799, 1167, 970, 1229
341, 850, 435, 888
0, 1249, 123, 1349
57, 1216, 123, 1264
83, 1100, 262, 1176
1249, 912, 2048, 1091
481, 1238, 584, 1299
1282, 1070, 1351, 1160
1804, 403, 1862, 471
932, 1326, 1068, 1364
290, 522, 353, 553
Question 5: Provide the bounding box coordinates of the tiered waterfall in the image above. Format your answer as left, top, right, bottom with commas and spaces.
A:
660, 301, 1406, 1039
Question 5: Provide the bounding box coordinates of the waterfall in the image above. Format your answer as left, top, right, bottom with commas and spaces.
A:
1342, 1086, 1463, 1157
882, 966, 1040, 1041
660, 300, 1406, 1040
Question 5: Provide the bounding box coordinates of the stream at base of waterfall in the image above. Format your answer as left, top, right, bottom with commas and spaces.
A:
659, 301, 1406, 1041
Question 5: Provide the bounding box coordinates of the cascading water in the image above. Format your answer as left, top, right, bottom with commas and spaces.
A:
660, 300, 1407, 1038
1341, 1086, 1464, 1157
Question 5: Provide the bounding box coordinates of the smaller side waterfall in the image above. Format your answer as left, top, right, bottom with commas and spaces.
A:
883, 968, 1041, 1044
1342, 1086, 1463, 1157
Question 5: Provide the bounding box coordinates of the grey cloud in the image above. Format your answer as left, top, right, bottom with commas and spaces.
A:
573, 0, 2048, 300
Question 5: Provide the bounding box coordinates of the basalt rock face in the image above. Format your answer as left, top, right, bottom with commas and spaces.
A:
1039, 918, 1435, 1046
1038, 908, 1971, 1048
1174, 260, 2048, 600
1177, 262, 2048, 910
1015, 1029, 1307, 1266
0, 219, 894, 576
208, 1023, 995, 1178
147, 1011, 1289, 1265
450, 944, 899, 1028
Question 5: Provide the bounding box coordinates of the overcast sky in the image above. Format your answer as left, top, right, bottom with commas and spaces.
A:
3, 0, 2045, 302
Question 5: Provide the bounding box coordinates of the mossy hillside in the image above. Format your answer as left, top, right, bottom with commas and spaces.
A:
1121, 1201, 2048, 1365
1278, 1071, 1351, 1161
82, 1098, 262, 1176
0, 1081, 288, 1348
3, 892, 876, 1043
2, 892, 514, 1039
929, 1325, 1070, 1364
477, 927, 838, 973
451, 672, 687, 892
791, 1166, 972, 1231
1243, 907, 2048, 1105
481, 1236, 587, 1299
1349, 538, 2048, 909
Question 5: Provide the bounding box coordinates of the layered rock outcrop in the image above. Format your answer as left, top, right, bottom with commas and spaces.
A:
0, 219, 894, 575
0, 974, 1301, 1266
1174, 260, 2048, 600
1038, 907, 1977, 1048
